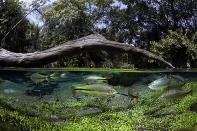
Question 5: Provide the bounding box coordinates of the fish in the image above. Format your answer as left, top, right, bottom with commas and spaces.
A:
30, 73, 59, 84
85, 76, 107, 80
60, 73, 67, 78
72, 83, 118, 96
171, 75, 185, 82
148, 75, 185, 90
160, 88, 192, 99
84, 75, 109, 84
71, 83, 134, 101
30, 73, 49, 84
49, 73, 60, 79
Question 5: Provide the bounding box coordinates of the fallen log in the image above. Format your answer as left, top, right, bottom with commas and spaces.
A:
0, 34, 175, 68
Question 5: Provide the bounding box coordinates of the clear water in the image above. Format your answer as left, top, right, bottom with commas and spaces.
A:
0, 69, 197, 130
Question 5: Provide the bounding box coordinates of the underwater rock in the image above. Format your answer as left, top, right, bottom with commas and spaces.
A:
26, 82, 58, 97
79, 107, 102, 116
0, 98, 41, 119
0, 79, 14, 87
26, 88, 53, 97
3, 88, 15, 94
128, 89, 139, 98
102, 94, 132, 110
0, 80, 25, 96
60, 106, 102, 117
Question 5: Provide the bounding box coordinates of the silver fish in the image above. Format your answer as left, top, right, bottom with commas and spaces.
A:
160, 88, 192, 99
148, 75, 185, 90
84, 75, 108, 84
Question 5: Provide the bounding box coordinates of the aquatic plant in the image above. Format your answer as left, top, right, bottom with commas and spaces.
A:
0, 80, 197, 131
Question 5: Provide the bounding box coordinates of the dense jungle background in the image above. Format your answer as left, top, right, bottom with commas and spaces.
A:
0, 0, 197, 68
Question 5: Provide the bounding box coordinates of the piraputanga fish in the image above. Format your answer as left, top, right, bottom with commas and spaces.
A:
72, 83, 118, 96
85, 76, 107, 80
30, 73, 59, 84
148, 75, 185, 90
71, 83, 134, 98
84, 75, 108, 84
160, 88, 192, 99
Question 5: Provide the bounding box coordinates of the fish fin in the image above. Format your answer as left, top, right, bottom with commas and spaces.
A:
50, 73, 59, 80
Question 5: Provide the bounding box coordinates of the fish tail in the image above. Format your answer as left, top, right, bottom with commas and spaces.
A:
49, 73, 58, 80
71, 86, 76, 96
106, 76, 113, 80
186, 89, 192, 95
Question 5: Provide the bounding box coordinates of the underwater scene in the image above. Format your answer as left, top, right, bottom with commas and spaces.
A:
0, 69, 197, 131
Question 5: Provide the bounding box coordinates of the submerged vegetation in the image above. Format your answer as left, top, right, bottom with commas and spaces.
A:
0, 70, 197, 130
0, 83, 197, 130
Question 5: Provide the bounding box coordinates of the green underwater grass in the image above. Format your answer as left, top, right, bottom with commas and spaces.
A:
0, 82, 197, 130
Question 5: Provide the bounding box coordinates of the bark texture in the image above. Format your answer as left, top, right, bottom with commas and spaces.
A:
0, 34, 175, 68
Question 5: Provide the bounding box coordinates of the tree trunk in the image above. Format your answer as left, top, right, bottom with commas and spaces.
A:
0, 34, 175, 68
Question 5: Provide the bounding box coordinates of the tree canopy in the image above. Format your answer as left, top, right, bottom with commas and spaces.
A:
0, 0, 197, 68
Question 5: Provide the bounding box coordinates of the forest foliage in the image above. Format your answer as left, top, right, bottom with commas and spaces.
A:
0, 0, 197, 68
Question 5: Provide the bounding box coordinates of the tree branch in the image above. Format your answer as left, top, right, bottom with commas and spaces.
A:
0, 34, 175, 68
